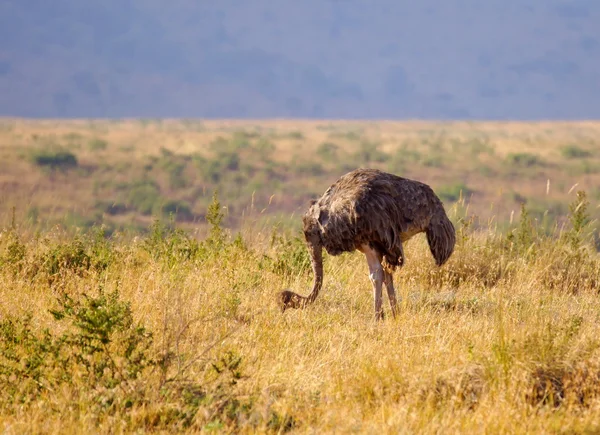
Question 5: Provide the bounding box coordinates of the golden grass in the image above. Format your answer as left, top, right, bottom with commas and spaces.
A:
2, 118, 600, 432
1, 195, 600, 433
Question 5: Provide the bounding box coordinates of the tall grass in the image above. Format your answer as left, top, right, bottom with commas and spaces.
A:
2, 192, 600, 433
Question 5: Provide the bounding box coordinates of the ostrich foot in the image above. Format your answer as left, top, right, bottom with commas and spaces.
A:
278, 290, 308, 312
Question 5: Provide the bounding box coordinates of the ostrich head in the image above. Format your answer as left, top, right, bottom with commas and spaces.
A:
302, 199, 323, 247
278, 200, 324, 312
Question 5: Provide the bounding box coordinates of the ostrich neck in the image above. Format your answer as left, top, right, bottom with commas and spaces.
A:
307, 241, 323, 303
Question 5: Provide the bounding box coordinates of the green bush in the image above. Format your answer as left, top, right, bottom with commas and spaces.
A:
436, 183, 472, 203
39, 237, 91, 277
268, 233, 312, 277
255, 137, 276, 159
88, 138, 108, 151
506, 152, 542, 167
466, 138, 495, 156
328, 130, 363, 141
294, 160, 324, 176
206, 190, 226, 247
316, 142, 339, 161
210, 134, 250, 155
161, 200, 194, 222
230, 131, 254, 149
220, 152, 240, 171
562, 190, 590, 250
526, 199, 568, 233
193, 154, 221, 183
576, 161, 600, 175
31, 149, 78, 170
0, 229, 26, 269
505, 203, 536, 257
423, 155, 444, 168
560, 145, 592, 159
388, 144, 422, 172
50, 289, 154, 387
156, 148, 193, 188
0, 289, 154, 406
353, 140, 389, 164
127, 181, 162, 215
97, 200, 129, 216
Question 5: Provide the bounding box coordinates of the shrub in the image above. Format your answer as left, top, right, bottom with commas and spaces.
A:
143, 219, 201, 264
157, 148, 190, 188
506, 152, 542, 167
294, 160, 324, 176
576, 161, 600, 175
194, 155, 222, 183
206, 190, 226, 247
0, 228, 26, 269
255, 137, 276, 159
389, 144, 422, 169
0, 289, 155, 406
560, 145, 592, 159
0, 315, 62, 403
527, 361, 600, 408
505, 203, 537, 258
127, 181, 162, 215
210, 134, 250, 155
268, 232, 312, 277
422, 155, 444, 167
38, 237, 92, 278
328, 130, 363, 141
31, 149, 78, 170
161, 200, 194, 222
316, 142, 339, 161
562, 190, 590, 251
88, 138, 108, 151
526, 199, 568, 233
467, 138, 495, 156
63, 132, 83, 142
420, 366, 485, 411
49, 289, 155, 388
220, 152, 240, 171
353, 140, 389, 164
230, 131, 254, 149
436, 183, 472, 203
522, 318, 600, 408
97, 200, 129, 216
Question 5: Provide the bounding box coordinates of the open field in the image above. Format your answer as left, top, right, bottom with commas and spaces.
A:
2, 119, 600, 433
1, 118, 600, 234
1, 191, 600, 433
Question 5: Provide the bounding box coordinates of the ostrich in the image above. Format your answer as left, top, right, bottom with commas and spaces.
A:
279, 168, 456, 320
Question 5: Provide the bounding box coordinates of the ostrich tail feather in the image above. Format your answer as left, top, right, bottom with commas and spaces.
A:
426, 213, 456, 266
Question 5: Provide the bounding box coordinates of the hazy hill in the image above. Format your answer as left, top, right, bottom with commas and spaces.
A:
1, 1, 599, 119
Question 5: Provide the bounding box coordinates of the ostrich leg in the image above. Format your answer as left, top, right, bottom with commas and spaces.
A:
383, 271, 399, 318
361, 245, 384, 320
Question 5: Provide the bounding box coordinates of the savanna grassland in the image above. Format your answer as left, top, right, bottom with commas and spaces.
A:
2, 118, 600, 233
2, 119, 600, 433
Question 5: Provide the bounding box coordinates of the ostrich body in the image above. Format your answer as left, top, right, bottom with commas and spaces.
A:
279, 168, 456, 320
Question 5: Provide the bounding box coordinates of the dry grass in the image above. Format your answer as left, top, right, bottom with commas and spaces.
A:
2, 118, 600, 236
2, 118, 600, 432
2, 190, 600, 433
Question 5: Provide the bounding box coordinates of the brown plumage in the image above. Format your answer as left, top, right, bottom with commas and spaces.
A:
279, 168, 456, 320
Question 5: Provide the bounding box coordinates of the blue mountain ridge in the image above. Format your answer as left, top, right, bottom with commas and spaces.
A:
0, 0, 598, 119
